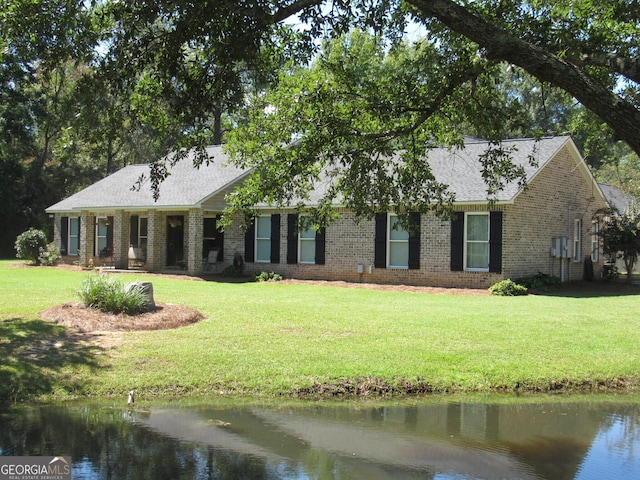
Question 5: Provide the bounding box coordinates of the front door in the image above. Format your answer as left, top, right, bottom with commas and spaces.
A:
166, 216, 185, 267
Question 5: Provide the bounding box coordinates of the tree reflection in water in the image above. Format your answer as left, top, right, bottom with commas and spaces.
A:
1, 399, 639, 480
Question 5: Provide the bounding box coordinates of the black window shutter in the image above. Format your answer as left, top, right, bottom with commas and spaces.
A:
450, 212, 464, 271
106, 216, 114, 250
130, 215, 139, 246
270, 214, 281, 264
61, 217, 69, 255
408, 212, 421, 270
489, 211, 503, 273
374, 213, 387, 269
78, 217, 81, 249
315, 227, 326, 265
287, 214, 298, 264
244, 218, 255, 263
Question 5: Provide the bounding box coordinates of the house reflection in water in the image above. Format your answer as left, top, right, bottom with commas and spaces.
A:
132, 401, 639, 480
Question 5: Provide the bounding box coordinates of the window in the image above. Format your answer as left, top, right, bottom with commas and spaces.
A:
374, 213, 420, 269
465, 213, 490, 270
388, 214, 409, 268
130, 215, 148, 255
591, 220, 599, 262
298, 217, 316, 264
139, 217, 148, 248
245, 214, 280, 264
287, 214, 325, 265
255, 215, 272, 263
96, 217, 109, 256
573, 219, 582, 262
68, 217, 80, 256
202, 217, 219, 256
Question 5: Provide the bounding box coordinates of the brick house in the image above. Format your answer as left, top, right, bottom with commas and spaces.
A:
46, 136, 609, 287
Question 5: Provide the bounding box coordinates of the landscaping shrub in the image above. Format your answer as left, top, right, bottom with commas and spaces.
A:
489, 279, 528, 296
38, 242, 62, 266
515, 272, 561, 291
15, 228, 48, 265
253, 271, 283, 282
77, 274, 148, 315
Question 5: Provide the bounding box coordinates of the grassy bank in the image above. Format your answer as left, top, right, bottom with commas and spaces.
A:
1, 260, 640, 402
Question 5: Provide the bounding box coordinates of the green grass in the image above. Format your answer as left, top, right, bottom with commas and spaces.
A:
1, 260, 640, 401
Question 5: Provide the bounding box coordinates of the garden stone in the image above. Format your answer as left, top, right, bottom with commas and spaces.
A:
126, 281, 155, 311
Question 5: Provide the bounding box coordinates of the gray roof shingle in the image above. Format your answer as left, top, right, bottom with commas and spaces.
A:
47, 145, 249, 212
47, 136, 577, 213
425, 136, 570, 202
598, 183, 634, 212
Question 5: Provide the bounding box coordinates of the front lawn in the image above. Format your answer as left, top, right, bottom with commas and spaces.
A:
1, 260, 639, 401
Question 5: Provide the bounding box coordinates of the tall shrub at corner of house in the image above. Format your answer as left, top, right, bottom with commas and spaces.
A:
77, 274, 148, 315
15, 228, 48, 265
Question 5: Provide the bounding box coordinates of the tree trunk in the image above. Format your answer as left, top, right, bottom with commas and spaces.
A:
213, 107, 222, 146
624, 256, 636, 283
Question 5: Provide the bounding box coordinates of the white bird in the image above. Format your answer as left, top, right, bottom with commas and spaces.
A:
127, 390, 135, 404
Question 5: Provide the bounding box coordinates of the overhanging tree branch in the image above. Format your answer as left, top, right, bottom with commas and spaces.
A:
407, 0, 640, 156
576, 53, 640, 84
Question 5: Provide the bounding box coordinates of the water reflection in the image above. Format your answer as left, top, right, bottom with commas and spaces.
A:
1, 398, 639, 479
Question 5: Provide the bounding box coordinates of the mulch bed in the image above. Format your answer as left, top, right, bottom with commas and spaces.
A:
39, 302, 205, 332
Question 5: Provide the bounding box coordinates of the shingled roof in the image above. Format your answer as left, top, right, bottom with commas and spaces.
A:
47, 136, 593, 213
303, 135, 586, 206
46, 145, 249, 213
426, 136, 571, 202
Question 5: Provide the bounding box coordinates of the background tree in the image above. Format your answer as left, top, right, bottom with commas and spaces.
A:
599, 205, 640, 282
1, 1, 195, 255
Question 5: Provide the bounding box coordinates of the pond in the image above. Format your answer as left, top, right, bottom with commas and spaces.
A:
1, 396, 639, 479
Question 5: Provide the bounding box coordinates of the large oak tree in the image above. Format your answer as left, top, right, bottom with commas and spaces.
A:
3, 0, 639, 228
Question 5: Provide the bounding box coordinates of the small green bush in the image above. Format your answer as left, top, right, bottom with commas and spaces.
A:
77, 274, 148, 315
515, 272, 561, 291
38, 242, 61, 266
15, 228, 48, 265
253, 271, 283, 282
489, 279, 528, 296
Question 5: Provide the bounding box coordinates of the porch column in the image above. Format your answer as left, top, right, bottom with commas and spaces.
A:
187, 208, 204, 274
145, 211, 163, 272
113, 210, 128, 269
79, 211, 93, 267
52, 214, 61, 252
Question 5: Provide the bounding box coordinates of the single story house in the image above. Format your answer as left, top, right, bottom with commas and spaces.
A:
46, 136, 609, 288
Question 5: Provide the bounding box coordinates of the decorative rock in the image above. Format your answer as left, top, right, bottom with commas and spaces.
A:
126, 281, 155, 311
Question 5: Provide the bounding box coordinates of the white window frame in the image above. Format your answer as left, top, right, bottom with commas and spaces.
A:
464, 212, 490, 272
591, 219, 599, 262
95, 217, 109, 257
68, 217, 80, 256
298, 216, 316, 264
255, 215, 272, 263
573, 219, 582, 262
387, 213, 409, 269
